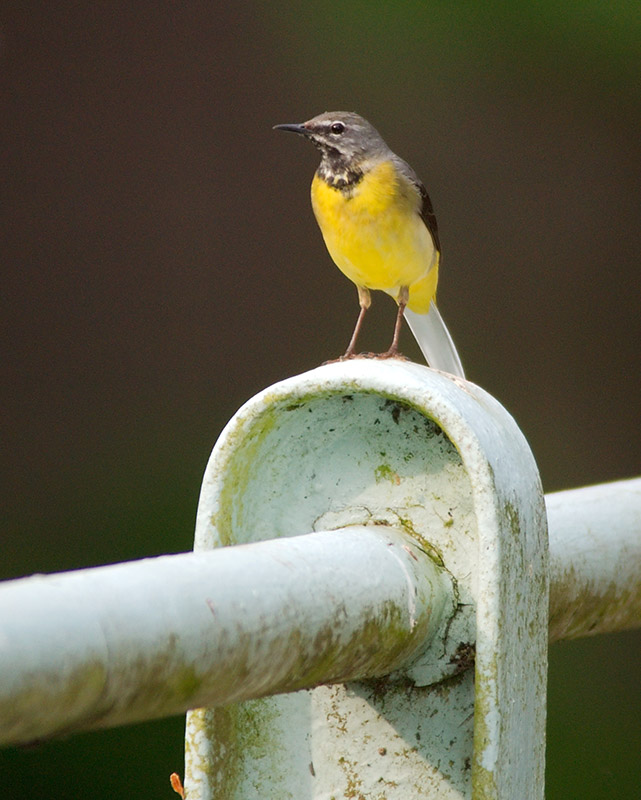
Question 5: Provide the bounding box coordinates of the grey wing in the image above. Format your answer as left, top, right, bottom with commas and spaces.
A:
391, 153, 441, 253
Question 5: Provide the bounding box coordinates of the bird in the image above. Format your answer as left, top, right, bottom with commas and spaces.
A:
274, 111, 465, 378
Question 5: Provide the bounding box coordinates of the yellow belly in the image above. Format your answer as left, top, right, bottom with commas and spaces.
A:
310, 161, 439, 314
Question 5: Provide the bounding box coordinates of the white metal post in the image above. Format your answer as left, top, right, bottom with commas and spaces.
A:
184, 360, 548, 800
1, 367, 640, 794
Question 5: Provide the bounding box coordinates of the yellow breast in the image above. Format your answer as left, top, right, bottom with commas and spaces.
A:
310, 160, 438, 314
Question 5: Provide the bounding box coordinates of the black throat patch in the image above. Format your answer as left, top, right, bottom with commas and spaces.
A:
316, 149, 364, 193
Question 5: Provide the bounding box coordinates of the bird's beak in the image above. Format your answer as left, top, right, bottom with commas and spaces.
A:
273, 123, 308, 135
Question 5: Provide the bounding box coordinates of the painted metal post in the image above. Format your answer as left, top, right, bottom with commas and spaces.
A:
184, 359, 548, 800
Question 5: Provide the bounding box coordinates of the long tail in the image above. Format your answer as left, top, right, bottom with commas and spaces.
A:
404, 302, 465, 378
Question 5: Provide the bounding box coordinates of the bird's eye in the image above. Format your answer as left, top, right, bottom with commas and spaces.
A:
330, 122, 345, 134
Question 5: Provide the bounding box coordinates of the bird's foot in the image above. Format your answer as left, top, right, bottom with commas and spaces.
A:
375, 349, 410, 361
322, 350, 410, 365
322, 352, 357, 365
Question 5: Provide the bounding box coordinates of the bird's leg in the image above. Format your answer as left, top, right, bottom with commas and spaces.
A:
380, 286, 409, 359
342, 286, 371, 358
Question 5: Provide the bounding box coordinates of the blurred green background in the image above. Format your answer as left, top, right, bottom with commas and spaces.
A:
1, 1, 639, 796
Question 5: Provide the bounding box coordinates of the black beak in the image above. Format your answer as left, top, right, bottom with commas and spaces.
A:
273, 123, 308, 135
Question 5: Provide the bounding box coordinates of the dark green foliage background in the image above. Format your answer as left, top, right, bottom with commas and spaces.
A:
2, 2, 639, 796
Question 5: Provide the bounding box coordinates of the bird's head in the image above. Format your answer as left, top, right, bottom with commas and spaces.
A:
274, 111, 388, 168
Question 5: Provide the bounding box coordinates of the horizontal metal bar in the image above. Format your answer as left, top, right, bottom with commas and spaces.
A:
547, 478, 641, 641
0, 526, 451, 748
1, 478, 640, 749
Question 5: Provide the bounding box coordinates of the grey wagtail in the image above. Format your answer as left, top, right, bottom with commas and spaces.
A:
274, 111, 464, 378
